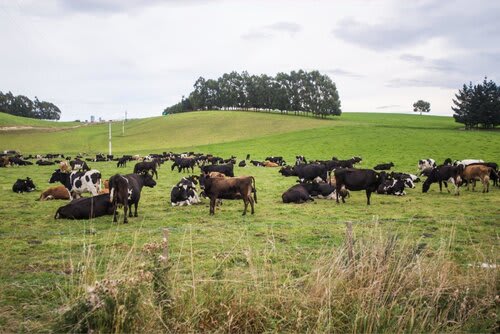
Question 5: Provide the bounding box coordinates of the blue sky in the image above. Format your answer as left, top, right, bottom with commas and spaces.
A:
0, 0, 498, 121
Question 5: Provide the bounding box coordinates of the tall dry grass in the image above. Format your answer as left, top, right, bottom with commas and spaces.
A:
55, 223, 498, 333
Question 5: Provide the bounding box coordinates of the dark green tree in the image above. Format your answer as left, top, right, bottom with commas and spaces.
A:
413, 100, 431, 115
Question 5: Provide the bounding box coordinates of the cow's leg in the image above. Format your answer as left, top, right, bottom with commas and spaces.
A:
113, 206, 118, 223
123, 205, 128, 224
366, 190, 371, 205
249, 196, 255, 214
209, 197, 216, 215
242, 198, 248, 216
134, 202, 138, 217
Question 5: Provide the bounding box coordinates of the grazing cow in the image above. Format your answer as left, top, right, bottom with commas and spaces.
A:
202, 175, 257, 215
334, 168, 384, 205
418, 159, 436, 171
38, 185, 70, 201
171, 157, 196, 173
459, 164, 492, 193
117, 157, 128, 168
279, 164, 328, 183
422, 165, 462, 195
54, 194, 115, 220
200, 163, 234, 177
171, 176, 201, 206
374, 162, 394, 170
109, 173, 157, 223
70, 159, 90, 171
12, 178, 36, 193
134, 161, 159, 179
49, 169, 101, 199
295, 155, 307, 165
282, 183, 315, 203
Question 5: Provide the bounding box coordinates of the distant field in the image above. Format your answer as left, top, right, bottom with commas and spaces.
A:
0, 112, 79, 128
0, 111, 498, 332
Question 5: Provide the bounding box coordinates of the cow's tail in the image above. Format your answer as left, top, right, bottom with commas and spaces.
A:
251, 176, 257, 204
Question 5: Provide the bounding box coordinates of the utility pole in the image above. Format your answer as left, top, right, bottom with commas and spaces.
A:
108, 121, 112, 155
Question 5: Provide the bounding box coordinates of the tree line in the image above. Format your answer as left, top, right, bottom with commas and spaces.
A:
452, 77, 500, 129
0, 91, 61, 120
163, 70, 342, 118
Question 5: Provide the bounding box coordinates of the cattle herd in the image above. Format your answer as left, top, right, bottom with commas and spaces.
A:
1, 150, 498, 222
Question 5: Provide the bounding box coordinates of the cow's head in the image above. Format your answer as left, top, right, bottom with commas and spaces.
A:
141, 173, 157, 188
49, 169, 66, 183
24, 177, 36, 191
403, 178, 415, 189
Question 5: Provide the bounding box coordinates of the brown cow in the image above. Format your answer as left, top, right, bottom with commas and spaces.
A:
38, 185, 71, 201
460, 164, 492, 193
202, 175, 257, 215
59, 161, 71, 172
263, 161, 279, 167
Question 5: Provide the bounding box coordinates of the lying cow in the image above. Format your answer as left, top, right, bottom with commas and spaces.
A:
282, 183, 314, 203
54, 194, 115, 219
38, 185, 71, 201
109, 173, 157, 223
49, 169, 101, 199
374, 162, 394, 170
202, 174, 257, 215
238, 160, 246, 167
262, 161, 279, 167
171, 176, 201, 206
12, 177, 36, 193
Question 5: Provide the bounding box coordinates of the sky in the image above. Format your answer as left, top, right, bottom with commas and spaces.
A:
0, 0, 499, 121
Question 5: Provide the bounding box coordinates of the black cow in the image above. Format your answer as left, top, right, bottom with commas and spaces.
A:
279, 164, 328, 183
117, 157, 128, 168
238, 160, 246, 167
70, 159, 90, 171
9, 157, 33, 166
282, 183, 314, 203
134, 161, 159, 179
171, 157, 196, 173
54, 194, 115, 219
246, 154, 250, 160
200, 163, 234, 177
12, 177, 36, 193
422, 165, 461, 195
36, 160, 55, 166
334, 168, 384, 205
109, 173, 157, 223
374, 162, 394, 170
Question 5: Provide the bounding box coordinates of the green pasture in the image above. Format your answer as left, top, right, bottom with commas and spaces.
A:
0, 111, 498, 331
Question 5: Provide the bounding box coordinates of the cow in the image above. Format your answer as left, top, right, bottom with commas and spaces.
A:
265, 156, 286, 166
418, 159, 436, 171
453, 159, 484, 167
134, 161, 159, 179
250, 160, 263, 167
374, 162, 394, 170
308, 181, 349, 200
38, 185, 71, 201
422, 165, 462, 195
171, 157, 196, 173
9, 157, 32, 166
390, 172, 420, 183
12, 178, 36, 193
70, 159, 90, 171
238, 160, 246, 167
459, 164, 492, 193
49, 169, 101, 199
334, 168, 384, 205
171, 176, 201, 206
263, 161, 279, 167
109, 173, 157, 223
282, 183, 315, 204
54, 194, 115, 220
36, 160, 55, 166
200, 163, 234, 177
295, 155, 307, 165
201, 175, 257, 215
377, 178, 408, 196
443, 158, 453, 165
279, 164, 328, 183
117, 157, 128, 168
246, 154, 251, 160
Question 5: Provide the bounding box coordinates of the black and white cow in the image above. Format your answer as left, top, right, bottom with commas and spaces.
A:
109, 173, 157, 223
279, 164, 328, 183
265, 156, 286, 166
70, 159, 90, 171
171, 176, 201, 206
49, 169, 101, 199
418, 158, 436, 172
453, 159, 484, 167
374, 162, 394, 170
12, 177, 36, 193
54, 194, 115, 220
422, 165, 462, 195
295, 155, 307, 165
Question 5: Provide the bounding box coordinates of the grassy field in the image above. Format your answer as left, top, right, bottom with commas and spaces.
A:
0, 111, 498, 332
